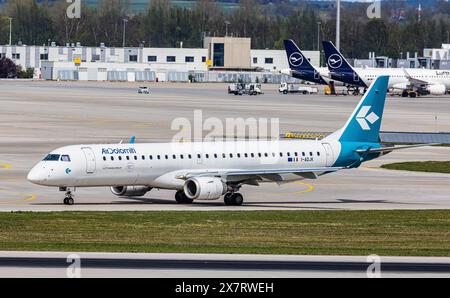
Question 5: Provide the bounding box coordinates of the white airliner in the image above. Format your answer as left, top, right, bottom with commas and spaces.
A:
322, 41, 450, 97
27, 76, 428, 206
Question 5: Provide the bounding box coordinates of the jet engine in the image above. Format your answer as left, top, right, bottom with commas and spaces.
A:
184, 177, 227, 200
110, 186, 151, 197
427, 84, 446, 95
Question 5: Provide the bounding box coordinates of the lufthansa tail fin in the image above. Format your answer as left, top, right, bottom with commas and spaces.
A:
284, 39, 326, 84
284, 39, 317, 72
335, 76, 389, 143
322, 41, 355, 73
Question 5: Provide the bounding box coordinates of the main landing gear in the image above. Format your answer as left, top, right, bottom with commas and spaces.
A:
175, 190, 194, 204
61, 187, 75, 205
224, 192, 244, 206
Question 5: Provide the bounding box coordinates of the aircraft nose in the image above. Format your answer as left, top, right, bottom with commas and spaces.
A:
27, 165, 47, 185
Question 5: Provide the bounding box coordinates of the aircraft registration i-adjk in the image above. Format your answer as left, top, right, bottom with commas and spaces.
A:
28, 76, 429, 206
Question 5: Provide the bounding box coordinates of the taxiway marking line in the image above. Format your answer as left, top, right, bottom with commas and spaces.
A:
288, 182, 315, 195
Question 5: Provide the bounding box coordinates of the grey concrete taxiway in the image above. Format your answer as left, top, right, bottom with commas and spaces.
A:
0, 251, 449, 278
0, 81, 449, 211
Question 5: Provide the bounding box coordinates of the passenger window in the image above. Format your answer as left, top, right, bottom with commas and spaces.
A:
244, 153, 248, 158
149, 155, 153, 160
310, 152, 313, 156
173, 155, 176, 159
214, 154, 218, 158
317, 152, 321, 156
118, 156, 122, 161
258, 153, 262, 158
134, 156, 138, 160
61, 155, 71, 162
230, 154, 233, 158
205, 154, 209, 159
180, 155, 184, 159
111, 156, 114, 161
126, 156, 130, 160
165, 155, 169, 160
237, 153, 241, 158
264, 153, 268, 157
287, 152, 291, 157
302, 152, 306, 157
157, 155, 161, 160
188, 154, 192, 159
197, 154, 201, 159
103, 156, 106, 161
222, 153, 226, 158
294, 152, 298, 157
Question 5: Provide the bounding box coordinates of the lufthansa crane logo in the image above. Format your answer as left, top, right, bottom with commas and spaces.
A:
356, 106, 380, 131
289, 52, 304, 67
328, 54, 343, 69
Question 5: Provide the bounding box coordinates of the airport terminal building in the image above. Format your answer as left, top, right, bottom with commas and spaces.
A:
0, 37, 319, 83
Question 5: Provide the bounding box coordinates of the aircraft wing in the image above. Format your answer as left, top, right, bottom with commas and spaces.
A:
355, 143, 439, 154
177, 167, 344, 183
402, 68, 430, 86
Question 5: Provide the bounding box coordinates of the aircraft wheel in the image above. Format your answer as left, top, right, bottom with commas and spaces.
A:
225, 193, 243, 206
64, 197, 74, 205
231, 193, 244, 206
175, 190, 193, 204
224, 193, 233, 206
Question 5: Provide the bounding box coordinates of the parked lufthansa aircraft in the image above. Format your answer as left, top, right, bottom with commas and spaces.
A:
28, 76, 427, 206
281, 39, 329, 85
323, 41, 450, 97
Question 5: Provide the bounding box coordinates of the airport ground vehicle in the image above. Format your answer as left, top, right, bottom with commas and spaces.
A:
138, 87, 150, 94
279, 83, 318, 95
228, 83, 263, 95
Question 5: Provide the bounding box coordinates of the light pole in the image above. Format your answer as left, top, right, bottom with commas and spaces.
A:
122, 19, 128, 48
225, 21, 231, 37
336, 0, 340, 51
317, 21, 321, 51
8, 17, 12, 46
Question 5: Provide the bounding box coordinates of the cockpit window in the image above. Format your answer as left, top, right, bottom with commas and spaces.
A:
43, 154, 60, 161
61, 155, 71, 162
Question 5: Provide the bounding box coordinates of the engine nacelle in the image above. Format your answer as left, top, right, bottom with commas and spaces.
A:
427, 84, 446, 95
110, 186, 151, 197
184, 177, 227, 200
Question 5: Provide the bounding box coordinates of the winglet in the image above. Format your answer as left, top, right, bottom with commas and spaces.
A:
130, 136, 136, 144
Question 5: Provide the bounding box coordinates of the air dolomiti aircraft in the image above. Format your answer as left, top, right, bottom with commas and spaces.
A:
28, 76, 426, 206
323, 41, 450, 97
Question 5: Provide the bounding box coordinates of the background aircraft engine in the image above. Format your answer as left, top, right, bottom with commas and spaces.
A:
427, 84, 446, 95
110, 186, 151, 197
184, 177, 227, 200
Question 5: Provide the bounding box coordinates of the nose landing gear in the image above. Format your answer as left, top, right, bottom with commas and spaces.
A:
61, 187, 75, 205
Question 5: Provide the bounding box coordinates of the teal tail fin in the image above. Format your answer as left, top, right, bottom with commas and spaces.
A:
338, 76, 389, 143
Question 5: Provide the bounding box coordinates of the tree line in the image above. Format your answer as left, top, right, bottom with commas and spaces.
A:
1, 0, 450, 59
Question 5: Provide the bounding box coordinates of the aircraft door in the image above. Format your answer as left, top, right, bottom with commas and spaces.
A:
81, 147, 96, 174
322, 143, 334, 167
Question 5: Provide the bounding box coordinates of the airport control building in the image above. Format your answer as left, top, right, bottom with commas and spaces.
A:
0, 37, 319, 83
